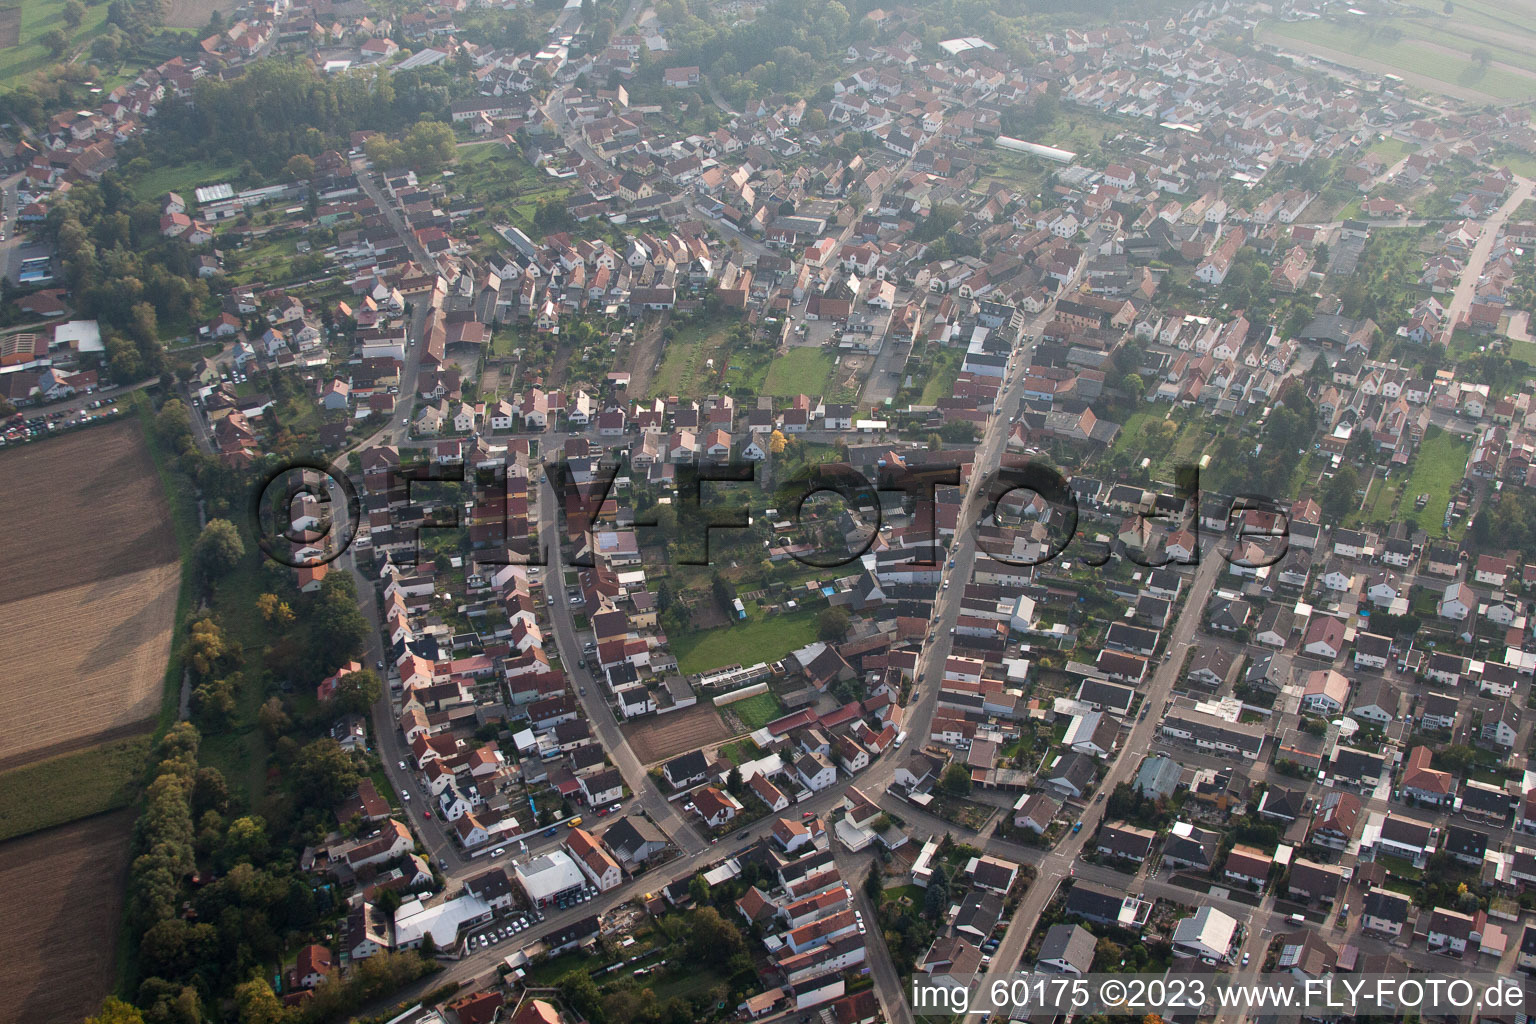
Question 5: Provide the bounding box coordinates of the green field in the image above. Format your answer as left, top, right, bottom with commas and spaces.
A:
130, 160, 244, 203
0, 0, 114, 90
1365, 137, 1415, 165
671, 607, 820, 675
1400, 427, 1474, 535
0, 736, 151, 842
724, 692, 785, 732
763, 347, 835, 397
1261, 18, 1536, 101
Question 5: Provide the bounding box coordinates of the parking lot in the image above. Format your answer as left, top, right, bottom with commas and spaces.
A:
2, 397, 124, 447
467, 907, 542, 952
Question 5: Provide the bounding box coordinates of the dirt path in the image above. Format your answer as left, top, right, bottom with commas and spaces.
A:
624, 314, 666, 396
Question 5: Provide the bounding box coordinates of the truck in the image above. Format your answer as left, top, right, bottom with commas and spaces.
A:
894, 731, 908, 748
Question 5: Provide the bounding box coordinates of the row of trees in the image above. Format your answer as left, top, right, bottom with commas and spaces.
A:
98, 384, 399, 1021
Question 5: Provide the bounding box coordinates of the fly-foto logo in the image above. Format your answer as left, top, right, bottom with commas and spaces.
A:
253, 457, 1291, 572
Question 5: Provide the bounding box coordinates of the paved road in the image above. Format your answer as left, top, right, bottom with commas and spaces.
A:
1443, 175, 1534, 342
975, 543, 1224, 1005
539, 484, 708, 857
0, 172, 21, 283
834, 845, 916, 1024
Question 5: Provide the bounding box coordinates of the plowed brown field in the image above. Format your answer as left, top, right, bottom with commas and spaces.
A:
0, 811, 134, 1024
0, 419, 181, 768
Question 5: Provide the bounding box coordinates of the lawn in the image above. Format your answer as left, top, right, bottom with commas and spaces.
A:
0, 735, 151, 842
1495, 151, 1536, 179
1106, 408, 1158, 462
725, 692, 785, 732
719, 739, 761, 764
1399, 427, 1473, 535
917, 346, 964, 406
762, 347, 835, 397
670, 606, 820, 675
1365, 137, 1415, 166
0, 0, 114, 90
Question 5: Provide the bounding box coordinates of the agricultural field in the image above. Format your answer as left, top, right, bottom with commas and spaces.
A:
1259, 17, 1536, 102
0, 0, 113, 90
0, 421, 180, 771
163, 0, 237, 29
0, 810, 135, 1024
0, 555, 180, 770
0, 419, 180, 601
0, 735, 150, 841
622, 703, 731, 764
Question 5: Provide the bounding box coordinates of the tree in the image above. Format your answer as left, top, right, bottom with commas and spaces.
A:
310, 572, 368, 667
1470, 46, 1492, 68
327, 669, 383, 715
938, 762, 972, 796
818, 606, 850, 643
225, 815, 269, 862
1321, 464, 1361, 520
184, 616, 234, 679
41, 28, 68, 57
193, 519, 245, 584
63, 0, 85, 26
922, 864, 950, 920
559, 971, 605, 1024
726, 765, 744, 796
155, 398, 193, 453
289, 738, 361, 809
709, 572, 733, 615
283, 154, 315, 181
402, 119, 455, 174
85, 998, 146, 1024
255, 593, 294, 625
684, 906, 743, 962
233, 978, 287, 1024
864, 864, 882, 901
